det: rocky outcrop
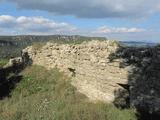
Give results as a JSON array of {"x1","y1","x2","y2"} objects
[{"x1": 23, "y1": 40, "x2": 129, "y2": 103}]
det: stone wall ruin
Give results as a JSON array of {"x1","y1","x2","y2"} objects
[{"x1": 23, "y1": 40, "x2": 129, "y2": 103}]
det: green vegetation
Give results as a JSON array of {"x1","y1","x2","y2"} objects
[
  {"x1": 0, "y1": 59, "x2": 8, "y2": 67},
  {"x1": 32, "y1": 42, "x2": 47, "y2": 50},
  {"x1": 0, "y1": 65, "x2": 136, "y2": 120}
]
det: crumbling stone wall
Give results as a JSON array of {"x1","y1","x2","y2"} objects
[{"x1": 23, "y1": 40, "x2": 129, "y2": 102}]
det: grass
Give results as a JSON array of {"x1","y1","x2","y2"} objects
[
  {"x1": 0, "y1": 58, "x2": 8, "y2": 67},
  {"x1": 0, "y1": 65, "x2": 137, "y2": 120},
  {"x1": 32, "y1": 42, "x2": 46, "y2": 50}
]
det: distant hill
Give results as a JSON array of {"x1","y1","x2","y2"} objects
[
  {"x1": 120, "y1": 41, "x2": 158, "y2": 47},
  {"x1": 0, "y1": 35, "x2": 106, "y2": 58}
]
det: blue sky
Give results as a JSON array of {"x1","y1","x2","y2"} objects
[{"x1": 0, "y1": 0, "x2": 160, "y2": 42}]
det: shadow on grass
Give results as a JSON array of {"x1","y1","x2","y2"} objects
[
  {"x1": 0, "y1": 63, "x2": 25, "y2": 99},
  {"x1": 0, "y1": 75, "x2": 23, "y2": 99},
  {"x1": 108, "y1": 45, "x2": 160, "y2": 120},
  {"x1": 0, "y1": 52, "x2": 32, "y2": 99}
]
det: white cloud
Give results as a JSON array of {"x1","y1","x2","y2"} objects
[
  {"x1": 0, "y1": 15, "x2": 158, "y2": 42},
  {"x1": 0, "y1": 15, "x2": 16, "y2": 28},
  {"x1": 93, "y1": 26, "x2": 145, "y2": 34},
  {"x1": 0, "y1": 15, "x2": 76, "y2": 35},
  {"x1": 6, "y1": 0, "x2": 160, "y2": 18}
]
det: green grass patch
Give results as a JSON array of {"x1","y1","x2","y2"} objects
[
  {"x1": 32, "y1": 42, "x2": 46, "y2": 50},
  {"x1": 0, "y1": 65, "x2": 137, "y2": 120},
  {"x1": 0, "y1": 59, "x2": 8, "y2": 67}
]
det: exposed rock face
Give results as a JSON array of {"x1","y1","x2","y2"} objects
[
  {"x1": 5, "y1": 57, "x2": 23, "y2": 68},
  {"x1": 23, "y1": 40, "x2": 129, "y2": 102}
]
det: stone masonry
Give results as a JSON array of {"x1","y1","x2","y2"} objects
[{"x1": 23, "y1": 40, "x2": 129, "y2": 103}]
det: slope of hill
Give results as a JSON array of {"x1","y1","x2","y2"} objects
[
  {"x1": 1, "y1": 38, "x2": 160, "y2": 119},
  {"x1": 0, "y1": 65, "x2": 136, "y2": 120}
]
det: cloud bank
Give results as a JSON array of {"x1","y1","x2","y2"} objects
[
  {"x1": 7, "y1": 0, "x2": 160, "y2": 18},
  {"x1": 0, "y1": 15, "x2": 146, "y2": 35},
  {"x1": 94, "y1": 26, "x2": 145, "y2": 34},
  {"x1": 0, "y1": 15, "x2": 76, "y2": 35}
]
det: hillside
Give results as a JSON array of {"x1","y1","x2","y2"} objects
[
  {"x1": 0, "y1": 65, "x2": 136, "y2": 120},
  {"x1": 1, "y1": 39, "x2": 160, "y2": 119}
]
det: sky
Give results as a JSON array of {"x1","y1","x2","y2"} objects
[{"x1": 0, "y1": 0, "x2": 160, "y2": 42}]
